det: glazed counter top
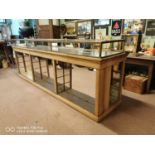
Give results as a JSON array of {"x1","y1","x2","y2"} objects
[{"x1": 13, "y1": 44, "x2": 124, "y2": 59}]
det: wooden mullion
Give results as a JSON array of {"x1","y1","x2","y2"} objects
[
  {"x1": 46, "y1": 59, "x2": 50, "y2": 78},
  {"x1": 69, "y1": 63, "x2": 72, "y2": 89},
  {"x1": 62, "y1": 63, "x2": 65, "y2": 91},
  {"x1": 38, "y1": 57, "x2": 43, "y2": 79},
  {"x1": 52, "y1": 60, "x2": 58, "y2": 94},
  {"x1": 30, "y1": 55, "x2": 35, "y2": 81},
  {"x1": 15, "y1": 52, "x2": 20, "y2": 73}
]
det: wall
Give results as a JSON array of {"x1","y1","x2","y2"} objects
[
  {"x1": 10, "y1": 19, "x2": 36, "y2": 36},
  {"x1": 11, "y1": 19, "x2": 24, "y2": 36},
  {"x1": 60, "y1": 19, "x2": 155, "y2": 48},
  {"x1": 53, "y1": 19, "x2": 59, "y2": 26}
]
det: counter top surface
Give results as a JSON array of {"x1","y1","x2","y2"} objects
[
  {"x1": 13, "y1": 45, "x2": 124, "y2": 59},
  {"x1": 127, "y1": 53, "x2": 155, "y2": 61}
]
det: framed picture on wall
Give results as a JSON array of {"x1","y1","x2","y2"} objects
[
  {"x1": 77, "y1": 20, "x2": 92, "y2": 36},
  {"x1": 94, "y1": 27, "x2": 108, "y2": 39},
  {"x1": 123, "y1": 19, "x2": 146, "y2": 34},
  {"x1": 111, "y1": 19, "x2": 122, "y2": 36},
  {"x1": 146, "y1": 20, "x2": 155, "y2": 36},
  {"x1": 94, "y1": 19, "x2": 111, "y2": 27},
  {"x1": 65, "y1": 22, "x2": 76, "y2": 34},
  {"x1": 65, "y1": 19, "x2": 78, "y2": 22}
]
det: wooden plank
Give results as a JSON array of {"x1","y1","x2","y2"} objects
[
  {"x1": 95, "y1": 69, "x2": 105, "y2": 116},
  {"x1": 38, "y1": 57, "x2": 43, "y2": 79},
  {"x1": 95, "y1": 66, "x2": 112, "y2": 116},
  {"x1": 102, "y1": 66, "x2": 112, "y2": 110},
  {"x1": 147, "y1": 63, "x2": 154, "y2": 92},
  {"x1": 14, "y1": 52, "x2": 20, "y2": 73},
  {"x1": 69, "y1": 64, "x2": 72, "y2": 89},
  {"x1": 46, "y1": 59, "x2": 50, "y2": 78},
  {"x1": 22, "y1": 54, "x2": 27, "y2": 72},
  {"x1": 119, "y1": 61, "x2": 125, "y2": 98},
  {"x1": 52, "y1": 60, "x2": 58, "y2": 94},
  {"x1": 30, "y1": 55, "x2": 35, "y2": 81},
  {"x1": 62, "y1": 63, "x2": 65, "y2": 91}
]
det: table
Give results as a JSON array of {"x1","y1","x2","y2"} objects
[{"x1": 126, "y1": 53, "x2": 155, "y2": 93}]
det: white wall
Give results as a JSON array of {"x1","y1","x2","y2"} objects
[
  {"x1": 11, "y1": 19, "x2": 24, "y2": 35},
  {"x1": 60, "y1": 19, "x2": 155, "y2": 48}
]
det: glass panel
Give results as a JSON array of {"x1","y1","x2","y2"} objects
[
  {"x1": 14, "y1": 44, "x2": 123, "y2": 58},
  {"x1": 110, "y1": 62, "x2": 123, "y2": 105},
  {"x1": 16, "y1": 53, "x2": 34, "y2": 81},
  {"x1": 57, "y1": 62, "x2": 96, "y2": 114},
  {"x1": 11, "y1": 39, "x2": 124, "y2": 58}
]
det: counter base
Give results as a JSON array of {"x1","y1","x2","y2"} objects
[{"x1": 17, "y1": 72, "x2": 121, "y2": 122}]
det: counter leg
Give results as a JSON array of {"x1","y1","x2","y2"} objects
[
  {"x1": 95, "y1": 66, "x2": 112, "y2": 117},
  {"x1": 118, "y1": 61, "x2": 125, "y2": 99},
  {"x1": 147, "y1": 63, "x2": 154, "y2": 93}
]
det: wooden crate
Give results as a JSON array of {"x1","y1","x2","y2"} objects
[{"x1": 124, "y1": 75, "x2": 148, "y2": 94}]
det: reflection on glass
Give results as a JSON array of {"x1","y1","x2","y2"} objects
[
  {"x1": 110, "y1": 62, "x2": 123, "y2": 105},
  {"x1": 14, "y1": 43, "x2": 123, "y2": 58}
]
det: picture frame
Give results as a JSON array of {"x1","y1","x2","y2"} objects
[
  {"x1": 111, "y1": 19, "x2": 122, "y2": 36},
  {"x1": 65, "y1": 19, "x2": 78, "y2": 22},
  {"x1": 145, "y1": 19, "x2": 155, "y2": 36},
  {"x1": 76, "y1": 20, "x2": 93, "y2": 36},
  {"x1": 123, "y1": 19, "x2": 146, "y2": 34},
  {"x1": 65, "y1": 22, "x2": 76, "y2": 35},
  {"x1": 94, "y1": 27, "x2": 109, "y2": 39},
  {"x1": 94, "y1": 19, "x2": 111, "y2": 27}
]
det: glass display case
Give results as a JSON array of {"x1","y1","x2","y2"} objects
[
  {"x1": 9, "y1": 38, "x2": 128, "y2": 122},
  {"x1": 10, "y1": 38, "x2": 124, "y2": 57}
]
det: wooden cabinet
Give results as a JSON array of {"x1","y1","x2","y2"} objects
[
  {"x1": 36, "y1": 19, "x2": 53, "y2": 38},
  {"x1": 36, "y1": 19, "x2": 60, "y2": 39}
]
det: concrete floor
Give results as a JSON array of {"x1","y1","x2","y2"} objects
[{"x1": 0, "y1": 67, "x2": 155, "y2": 135}]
